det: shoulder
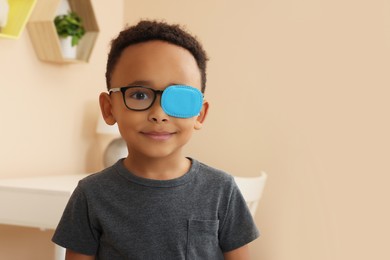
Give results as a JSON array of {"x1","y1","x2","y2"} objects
[
  {"x1": 76, "y1": 163, "x2": 119, "y2": 191},
  {"x1": 197, "y1": 160, "x2": 233, "y2": 180},
  {"x1": 192, "y1": 158, "x2": 237, "y2": 192}
]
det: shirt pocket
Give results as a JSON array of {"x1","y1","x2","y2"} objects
[{"x1": 186, "y1": 219, "x2": 223, "y2": 260}]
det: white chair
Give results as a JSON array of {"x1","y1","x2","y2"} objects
[{"x1": 234, "y1": 172, "x2": 267, "y2": 217}]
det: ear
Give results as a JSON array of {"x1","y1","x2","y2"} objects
[
  {"x1": 99, "y1": 92, "x2": 117, "y2": 125},
  {"x1": 194, "y1": 100, "x2": 209, "y2": 130}
]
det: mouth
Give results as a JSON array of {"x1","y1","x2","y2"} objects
[{"x1": 140, "y1": 131, "x2": 175, "y2": 141}]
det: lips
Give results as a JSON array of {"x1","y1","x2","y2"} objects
[{"x1": 141, "y1": 131, "x2": 175, "y2": 141}]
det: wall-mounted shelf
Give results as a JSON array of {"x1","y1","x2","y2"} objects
[
  {"x1": 0, "y1": 0, "x2": 37, "y2": 39},
  {"x1": 27, "y1": 0, "x2": 99, "y2": 63}
]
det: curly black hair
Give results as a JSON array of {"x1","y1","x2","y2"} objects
[{"x1": 105, "y1": 20, "x2": 209, "y2": 93}]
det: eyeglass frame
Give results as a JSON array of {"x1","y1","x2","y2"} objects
[{"x1": 109, "y1": 85, "x2": 204, "y2": 112}]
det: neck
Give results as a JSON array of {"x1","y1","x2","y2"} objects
[{"x1": 123, "y1": 153, "x2": 191, "y2": 180}]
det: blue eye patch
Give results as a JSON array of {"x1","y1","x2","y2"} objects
[{"x1": 161, "y1": 85, "x2": 203, "y2": 118}]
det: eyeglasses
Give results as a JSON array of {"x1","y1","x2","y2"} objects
[{"x1": 109, "y1": 85, "x2": 204, "y2": 118}]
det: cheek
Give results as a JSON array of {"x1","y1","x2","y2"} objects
[
  {"x1": 176, "y1": 118, "x2": 198, "y2": 133},
  {"x1": 114, "y1": 111, "x2": 144, "y2": 134}
]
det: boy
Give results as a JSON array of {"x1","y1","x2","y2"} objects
[{"x1": 53, "y1": 20, "x2": 259, "y2": 260}]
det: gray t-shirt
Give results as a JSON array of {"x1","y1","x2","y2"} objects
[{"x1": 52, "y1": 158, "x2": 259, "y2": 259}]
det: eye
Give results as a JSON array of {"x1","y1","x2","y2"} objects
[
  {"x1": 126, "y1": 88, "x2": 152, "y2": 101},
  {"x1": 131, "y1": 91, "x2": 149, "y2": 100}
]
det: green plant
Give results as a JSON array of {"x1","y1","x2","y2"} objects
[{"x1": 54, "y1": 11, "x2": 86, "y2": 46}]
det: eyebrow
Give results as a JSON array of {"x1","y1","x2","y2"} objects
[
  {"x1": 125, "y1": 81, "x2": 182, "y2": 87},
  {"x1": 126, "y1": 80, "x2": 154, "y2": 86}
]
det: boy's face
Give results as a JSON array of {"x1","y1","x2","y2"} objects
[{"x1": 100, "y1": 40, "x2": 208, "y2": 159}]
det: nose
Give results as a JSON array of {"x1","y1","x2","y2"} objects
[{"x1": 148, "y1": 95, "x2": 169, "y2": 123}]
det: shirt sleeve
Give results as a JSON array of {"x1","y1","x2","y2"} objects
[
  {"x1": 218, "y1": 178, "x2": 260, "y2": 252},
  {"x1": 52, "y1": 184, "x2": 100, "y2": 255}
]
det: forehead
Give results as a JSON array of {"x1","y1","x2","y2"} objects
[{"x1": 111, "y1": 40, "x2": 201, "y2": 89}]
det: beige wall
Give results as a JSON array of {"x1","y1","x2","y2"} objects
[
  {"x1": 0, "y1": 1, "x2": 124, "y2": 259},
  {"x1": 124, "y1": 0, "x2": 390, "y2": 260},
  {"x1": 1, "y1": 0, "x2": 390, "y2": 259}
]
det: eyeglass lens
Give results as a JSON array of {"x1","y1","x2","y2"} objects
[{"x1": 123, "y1": 87, "x2": 157, "y2": 110}]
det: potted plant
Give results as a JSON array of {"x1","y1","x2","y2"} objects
[{"x1": 54, "y1": 11, "x2": 86, "y2": 59}]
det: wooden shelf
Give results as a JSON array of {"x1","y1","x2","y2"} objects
[
  {"x1": 27, "y1": 0, "x2": 99, "y2": 63},
  {"x1": 0, "y1": 0, "x2": 37, "y2": 39}
]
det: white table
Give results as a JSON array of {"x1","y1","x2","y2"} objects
[{"x1": 0, "y1": 174, "x2": 89, "y2": 260}]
